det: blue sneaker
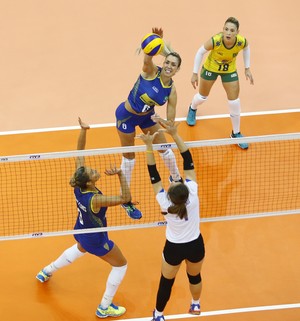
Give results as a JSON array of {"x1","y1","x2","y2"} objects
[
  {"x1": 121, "y1": 202, "x2": 142, "y2": 220},
  {"x1": 189, "y1": 303, "x2": 201, "y2": 315},
  {"x1": 36, "y1": 269, "x2": 52, "y2": 283},
  {"x1": 186, "y1": 105, "x2": 197, "y2": 126},
  {"x1": 96, "y1": 303, "x2": 126, "y2": 318},
  {"x1": 152, "y1": 310, "x2": 165, "y2": 321},
  {"x1": 230, "y1": 131, "x2": 249, "y2": 150}
]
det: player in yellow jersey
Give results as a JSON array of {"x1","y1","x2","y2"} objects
[{"x1": 186, "y1": 17, "x2": 254, "y2": 149}]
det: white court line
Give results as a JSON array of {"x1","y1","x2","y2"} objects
[
  {"x1": 0, "y1": 108, "x2": 299, "y2": 136},
  {"x1": 117, "y1": 303, "x2": 300, "y2": 320}
]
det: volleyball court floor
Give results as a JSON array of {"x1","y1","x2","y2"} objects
[{"x1": 0, "y1": 111, "x2": 299, "y2": 321}]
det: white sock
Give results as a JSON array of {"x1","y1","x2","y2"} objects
[
  {"x1": 100, "y1": 264, "x2": 128, "y2": 309},
  {"x1": 191, "y1": 93, "x2": 207, "y2": 110},
  {"x1": 192, "y1": 299, "x2": 200, "y2": 305},
  {"x1": 121, "y1": 156, "x2": 135, "y2": 186},
  {"x1": 159, "y1": 149, "x2": 181, "y2": 181},
  {"x1": 43, "y1": 244, "x2": 85, "y2": 274},
  {"x1": 155, "y1": 309, "x2": 164, "y2": 316},
  {"x1": 228, "y1": 98, "x2": 241, "y2": 134}
]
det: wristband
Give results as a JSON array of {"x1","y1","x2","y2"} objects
[
  {"x1": 181, "y1": 150, "x2": 194, "y2": 170},
  {"x1": 147, "y1": 164, "x2": 161, "y2": 184}
]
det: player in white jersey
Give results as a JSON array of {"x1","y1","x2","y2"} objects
[{"x1": 136, "y1": 118, "x2": 205, "y2": 320}]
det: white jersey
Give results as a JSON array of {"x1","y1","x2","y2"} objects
[{"x1": 156, "y1": 179, "x2": 200, "y2": 243}]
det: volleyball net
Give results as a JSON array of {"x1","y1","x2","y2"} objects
[{"x1": 0, "y1": 133, "x2": 299, "y2": 241}]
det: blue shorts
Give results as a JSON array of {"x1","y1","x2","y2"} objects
[
  {"x1": 115, "y1": 102, "x2": 156, "y2": 134},
  {"x1": 74, "y1": 231, "x2": 114, "y2": 256}
]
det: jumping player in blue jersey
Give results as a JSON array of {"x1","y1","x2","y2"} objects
[
  {"x1": 36, "y1": 117, "x2": 130, "y2": 318},
  {"x1": 116, "y1": 27, "x2": 183, "y2": 220}
]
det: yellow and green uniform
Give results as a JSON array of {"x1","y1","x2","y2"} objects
[{"x1": 204, "y1": 33, "x2": 247, "y2": 73}]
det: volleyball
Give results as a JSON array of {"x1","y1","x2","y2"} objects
[{"x1": 141, "y1": 33, "x2": 164, "y2": 56}]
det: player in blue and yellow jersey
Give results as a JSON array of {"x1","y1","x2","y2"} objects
[
  {"x1": 116, "y1": 27, "x2": 183, "y2": 218},
  {"x1": 36, "y1": 117, "x2": 131, "y2": 318},
  {"x1": 186, "y1": 17, "x2": 254, "y2": 149}
]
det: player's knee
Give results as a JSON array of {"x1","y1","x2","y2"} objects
[
  {"x1": 159, "y1": 148, "x2": 175, "y2": 160},
  {"x1": 109, "y1": 264, "x2": 128, "y2": 286},
  {"x1": 228, "y1": 98, "x2": 241, "y2": 116},
  {"x1": 65, "y1": 244, "x2": 85, "y2": 263},
  {"x1": 158, "y1": 274, "x2": 175, "y2": 299},
  {"x1": 192, "y1": 93, "x2": 207, "y2": 107},
  {"x1": 187, "y1": 272, "x2": 201, "y2": 285}
]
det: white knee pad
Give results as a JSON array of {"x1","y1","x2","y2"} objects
[
  {"x1": 191, "y1": 93, "x2": 207, "y2": 109},
  {"x1": 108, "y1": 264, "x2": 128, "y2": 287},
  {"x1": 228, "y1": 98, "x2": 241, "y2": 116},
  {"x1": 228, "y1": 98, "x2": 241, "y2": 133},
  {"x1": 159, "y1": 149, "x2": 173, "y2": 160},
  {"x1": 121, "y1": 157, "x2": 135, "y2": 186},
  {"x1": 159, "y1": 149, "x2": 181, "y2": 181},
  {"x1": 50, "y1": 243, "x2": 85, "y2": 271},
  {"x1": 64, "y1": 244, "x2": 85, "y2": 263}
]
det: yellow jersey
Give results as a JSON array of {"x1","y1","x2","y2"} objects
[{"x1": 204, "y1": 33, "x2": 247, "y2": 73}]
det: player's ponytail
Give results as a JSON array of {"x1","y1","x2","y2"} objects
[
  {"x1": 167, "y1": 183, "x2": 189, "y2": 220},
  {"x1": 69, "y1": 166, "x2": 90, "y2": 188}
]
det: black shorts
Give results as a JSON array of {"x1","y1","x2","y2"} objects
[{"x1": 163, "y1": 234, "x2": 205, "y2": 266}]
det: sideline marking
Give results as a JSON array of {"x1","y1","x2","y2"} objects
[
  {"x1": 1, "y1": 109, "x2": 299, "y2": 136},
  {"x1": 117, "y1": 303, "x2": 300, "y2": 320}
]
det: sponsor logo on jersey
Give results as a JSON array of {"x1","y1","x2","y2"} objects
[{"x1": 152, "y1": 86, "x2": 159, "y2": 93}]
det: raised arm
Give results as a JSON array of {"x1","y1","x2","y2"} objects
[
  {"x1": 75, "y1": 117, "x2": 90, "y2": 169},
  {"x1": 159, "y1": 120, "x2": 197, "y2": 182},
  {"x1": 166, "y1": 85, "x2": 177, "y2": 122},
  {"x1": 135, "y1": 131, "x2": 163, "y2": 195},
  {"x1": 142, "y1": 52, "x2": 157, "y2": 76},
  {"x1": 142, "y1": 27, "x2": 174, "y2": 77},
  {"x1": 141, "y1": 27, "x2": 163, "y2": 76},
  {"x1": 91, "y1": 166, "x2": 132, "y2": 211}
]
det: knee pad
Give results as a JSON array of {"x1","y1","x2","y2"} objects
[
  {"x1": 192, "y1": 93, "x2": 207, "y2": 108},
  {"x1": 121, "y1": 156, "x2": 135, "y2": 171},
  {"x1": 156, "y1": 275, "x2": 175, "y2": 312},
  {"x1": 108, "y1": 264, "x2": 128, "y2": 286},
  {"x1": 187, "y1": 272, "x2": 201, "y2": 285},
  {"x1": 65, "y1": 244, "x2": 85, "y2": 263},
  {"x1": 159, "y1": 149, "x2": 173, "y2": 160},
  {"x1": 121, "y1": 157, "x2": 135, "y2": 185},
  {"x1": 159, "y1": 149, "x2": 181, "y2": 181},
  {"x1": 228, "y1": 98, "x2": 241, "y2": 117}
]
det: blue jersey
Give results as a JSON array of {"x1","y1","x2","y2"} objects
[
  {"x1": 73, "y1": 187, "x2": 112, "y2": 255},
  {"x1": 127, "y1": 67, "x2": 173, "y2": 113},
  {"x1": 73, "y1": 187, "x2": 107, "y2": 229}
]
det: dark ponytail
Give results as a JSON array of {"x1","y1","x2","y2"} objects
[
  {"x1": 167, "y1": 183, "x2": 189, "y2": 219},
  {"x1": 69, "y1": 166, "x2": 90, "y2": 188}
]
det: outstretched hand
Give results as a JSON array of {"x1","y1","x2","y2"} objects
[
  {"x1": 104, "y1": 165, "x2": 121, "y2": 176},
  {"x1": 157, "y1": 120, "x2": 180, "y2": 137},
  {"x1": 152, "y1": 27, "x2": 163, "y2": 38},
  {"x1": 78, "y1": 117, "x2": 90, "y2": 130},
  {"x1": 151, "y1": 113, "x2": 164, "y2": 124},
  {"x1": 135, "y1": 131, "x2": 159, "y2": 146},
  {"x1": 150, "y1": 114, "x2": 180, "y2": 136}
]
